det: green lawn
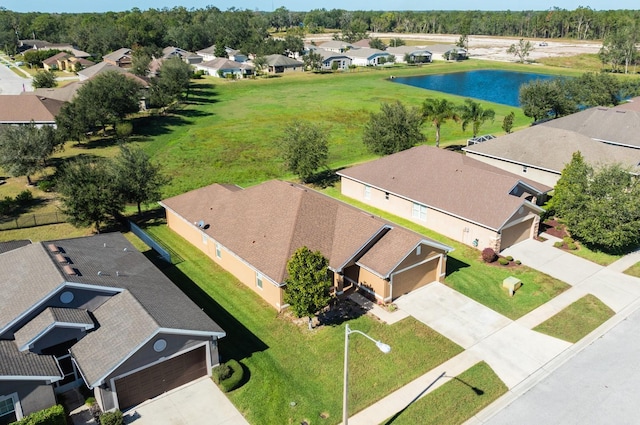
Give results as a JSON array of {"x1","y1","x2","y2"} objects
[
  {"x1": 566, "y1": 243, "x2": 622, "y2": 266},
  {"x1": 140, "y1": 223, "x2": 464, "y2": 425},
  {"x1": 533, "y1": 294, "x2": 615, "y2": 343},
  {"x1": 322, "y1": 185, "x2": 569, "y2": 320},
  {"x1": 624, "y1": 262, "x2": 640, "y2": 278},
  {"x1": 381, "y1": 361, "x2": 507, "y2": 425}
]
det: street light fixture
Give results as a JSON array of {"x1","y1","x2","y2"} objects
[{"x1": 343, "y1": 324, "x2": 391, "y2": 425}]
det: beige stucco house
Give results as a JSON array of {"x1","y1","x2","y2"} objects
[
  {"x1": 338, "y1": 145, "x2": 551, "y2": 252},
  {"x1": 160, "y1": 180, "x2": 453, "y2": 308}
]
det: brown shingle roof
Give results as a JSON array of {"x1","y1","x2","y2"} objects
[
  {"x1": 161, "y1": 180, "x2": 450, "y2": 283},
  {"x1": 0, "y1": 340, "x2": 61, "y2": 379},
  {"x1": 42, "y1": 51, "x2": 70, "y2": 66},
  {"x1": 0, "y1": 96, "x2": 64, "y2": 124},
  {"x1": 339, "y1": 146, "x2": 549, "y2": 231}
]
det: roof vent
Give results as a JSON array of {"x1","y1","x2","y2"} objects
[
  {"x1": 62, "y1": 265, "x2": 76, "y2": 275},
  {"x1": 55, "y1": 253, "x2": 67, "y2": 263},
  {"x1": 47, "y1": 243, "x2": 59, "y2": 253},
  {"x1": 196, "y1": 220, "x2": 206, "y2": 228}
]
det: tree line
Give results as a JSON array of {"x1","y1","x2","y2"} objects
[{"x1": 1, "y1": 7, "x2": 639, "y2": 57}]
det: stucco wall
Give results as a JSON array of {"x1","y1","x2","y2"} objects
[
  {"x1": 341, "y1": 178, "x2": 500, "y2": 250},
  {"x1": 464, "y1": 152, "x2": 561, "y2": 187},
  {"x1": 0, "y1": 381, "x2": 56, "y2": 418},
  {"x1": 165, "y1": 210, "x2": 284, "y2": 309}
]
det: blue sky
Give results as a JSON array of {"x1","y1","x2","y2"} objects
[{"x1": 2, "y1": 0, "x2": 637, "y2": 13}]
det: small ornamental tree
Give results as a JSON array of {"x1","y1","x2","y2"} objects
[
  {"x1": 284, "y1": 246, "x2": 332, "y2": 329},
  {"x1": 482, "y1": 248, "x2": 497, "y2": 263},
  {"x1": 502, "y1": 111, "x2": 515, "y2": 134},
  {"x1": 32, "y1": 69, "x2": 57, "y2": 88}
]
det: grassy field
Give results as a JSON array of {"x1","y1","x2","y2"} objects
[
  {"x1": 381, "y1": 362, "x2": 507, "y2": 425},
  {"x1": 533, "y1": 294, "x2": 615, "y2": 343},
  {"x1": 322, "y1": 186, "x2": 569, "y2": 320},
  {"x1": 140, "y1": 224, "x2": 464, "y2": 425},
  {"x1": 624, "y1": 262, "x2": 640, "y2": 278}
]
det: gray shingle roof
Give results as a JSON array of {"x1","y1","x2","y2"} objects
[
  {"x1": 161, "y1": 180, "x2": 451, "y2": 284},
  {"x1": 0, "y1": 240, "x2": 31, "y2": 254},
  {"x1": 70, "y1": 290, "x2": 159, "y2": 386},
  {"x1": 0, "y1": 340, "x2": 61, "y2": 379},
  {"x1": 14, "y1": 308, "x2": 94, "y2": 351},
  {"x1": 463, "y1": 125, "x2": 640, "y2": 175},
  {"x1": 339, "y1": 146, "x2": 550, "y2": 231},
  {"x1": 265, "y1": 54, "x2": 303, "y2": 67},
  {"x1": 0, "y1": 95, "x2": 64, "y2": 124}
]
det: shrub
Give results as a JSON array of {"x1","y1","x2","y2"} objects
[
  {"x1": 12, "y1": 404, "x2": 65, "y2": 425},
  {"x1": 553, "y1": 241, "x2": 564, "y2": 248},
  {"x1": 85, "y1": 397, "x2": 96, "y2": 406},
  {"x1": 38, "y1": 180, "x2": 55, "y2": 192},
  {"x1": 505, "y1": 255, "x2": 513, "y2": 261},
  {"x1": 567, "y1": 242, "x2": 578, "y2": 250},
  {"x1": 99, "y1": 410, "x2": 123, "y2": 425},
  {"x1": 212, "y1": 362, "x2": 232, "y2": 383},
  {"x1": 216, "y1": 359, "x2": 244, "y2": 392},
  {"x1": 563, "y1": 236, "x2": 574, "y2": 244},
  {"x1": 15, "y1": 190, "x2": 33, "y2": 205},
  {"x1": 515, "y1": 260, "x2": 522, "y2": 265},
  {"x1": 482, "y1": 247, "x2": 497, "y2": 263},
  {"x1": 498, "y1": 257, "x2": 509, "y2": 265},
  {"x1": 0, "y1": 197, "x2": 12, "y2": 215}
]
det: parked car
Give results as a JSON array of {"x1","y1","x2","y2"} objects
[{"x1": 538, "y1": 42, "x2": 548, "y2": 47}]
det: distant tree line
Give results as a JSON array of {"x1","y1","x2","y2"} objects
[{"x1": 1, "y1": 7, "x2": 639, "y2": 57}]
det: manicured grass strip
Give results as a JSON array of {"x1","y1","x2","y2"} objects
[
  {"x1": 141, "y1": 224, "x2": 463, "y2": 425},
  {"x1": 565, "y1": 244, "x2": 621, "y2": 266},
  {"x1": 322, "y1": 185, "x2": 569, "y2": 320},
  {"x1": 533, "y1": 294, "x2": 615, "y2": 343},
  {"x1": 381, "y1": 361, "x2": 507, "y2": 425},
  {"x1": 623, "y1": 262, "x2": 640, "y2": 278}
]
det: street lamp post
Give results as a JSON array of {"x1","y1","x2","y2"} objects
[{"x1": 343, "y1": 324, "x2": 391, "y2": 425}]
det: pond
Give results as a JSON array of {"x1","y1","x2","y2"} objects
[{"x1": 391, "y1": 70, "x2": 557, "y2": 107}]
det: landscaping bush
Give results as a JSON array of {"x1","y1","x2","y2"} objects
[
  {"x1": 553, "y1": 241, "x2": 564, "y2": 248},
  {"x1": 212, "y1": 362, "x2": 232, "y2": 383},
  {"x1": 85, "y1": 397, "x2": 96, "y2": 406},
  {"x1": 482, "y1": 248, "x2": 497, "y2": 263},
  {"x1": 498, "y1": 257, "x2": 509, "y2": 265},
  {"x1": 567, "y1": 242, "x2": 578, "y2": 250},
  {"x1": 505, "y1": 255, "x2": 513, "y2": 261},
  {"x1": 99, "y1": 410, "x2": 123, "y2": 425},
  {"x1": 215, "y1": 359, "x2": 244, "y2": 392},
  {"x1": 515, "y1": 260, "x2": 521, "y2": 265},
  {"x1": 37, "y1": 180, "x2": 55, "y2": 192},
  {"x1": 12, "y1": 404, "x2": 65, "y2": 425}
]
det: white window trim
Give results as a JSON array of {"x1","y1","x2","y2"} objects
[
  {"x1": 215, "y1": 243, "x2": 221, "y2": 259},
  {"x1": 0, "y1": 393, "x2": 22, "y2": 422},
  {"x1": 412, "y1": 202, "x2": 427, "y2": 222}
]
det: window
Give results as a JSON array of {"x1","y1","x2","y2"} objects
[
  {"x1": 153, "y1": 339, "x2": 167, "y2": 352},
  {"x1": 59, "y1": 291, "x2": 74, "y2": 304},
  {"x1": 412, "y1": 202, "x2": 427, "y2": 221},
  {"x1": 0, "y1": 394, "x2": 18, "y2": 424},
  {"x1": 364, "y1": 185, "x2": 371, "y2": 200},
  {"x1": 416, "y1": 245, "x2": 421, "y2": 256},
  {"x1": 256, "y1": 273, "x2": 263, "y2": 289},
  {"x1": 215, "y1": 243, "x2": 221, "y2": 259}
]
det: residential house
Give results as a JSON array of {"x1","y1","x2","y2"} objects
[
  {"x1": 25, "y1": 80, "x2": 88, "y2": 103},
  {"x1": 0, "y1": 233, "x2": 225, "y2": 420},
  {"x1": 102, "y1": 48, "x2": 133, "y2": 68},
  {"x1": 195, "y1": 58, "x2": 254, "y2": 78},
  {"x1": 264, "y1": 54, "x2": 303, "y2": 73},
  {"x1": 428, "y1": 44, "x2": 468, "y2": 60},
  {"x1": 318, "y1": 40, "x2": 354, "y2": 53},
  {"x1": 346, "y1": 48, "x2": 392, "y2": 66},
  {"x1": 338, "y1": 146, "x2": 551, "y2": 252},
  {"x1": 161, "y1": 46, "x2": 203, "y2": 65},
  {"x1": 463, "y1": 106, "x2": 640, "y2": 186},
  {"x1": 77, "y1": 62, "x2": 149, "y2": 87},
  {"x1": 18, "y1": 40, "x2": 91, "y2": 58},
  {"x1": 387, "y1": 46, "x2": 432, "y2": 64},
  {"x1": 0, "y1": 96, "x2": 64, "y2": 126},
  {"x1": 315, "y1": 48, "x2": 352, "y2": 70},
  {"x1": 195, "y1": 46, "x2": 247, "y2": 63},
  {"x1": 160, "y1": 180, "x2": 453, "y2": 308},
  {"x1": 42, "y1": 52, "x2": 94, "y2": 72}
]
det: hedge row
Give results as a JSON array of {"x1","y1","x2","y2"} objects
[{"x1": 12, "y1": 404, "x2": 65, "y2": 425}]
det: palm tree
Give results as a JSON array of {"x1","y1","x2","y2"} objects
[
  {"x1": 421, "y1": 98, "x2": 460, "y2": 148},
  {"x1": 253, "y1": 55, "x2": 267, "y2": 77},
  {"x1": 458, "y1": 99, "x2": 496, "y2": 138}
]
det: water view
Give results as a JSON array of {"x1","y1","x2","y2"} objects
[{"x1": 392, "y1": 70, "x2": 557, "y2": 107}]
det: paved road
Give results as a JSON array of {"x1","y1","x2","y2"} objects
[{"x1": 0, "y1": 56, "x2": 32, "y2": 94}]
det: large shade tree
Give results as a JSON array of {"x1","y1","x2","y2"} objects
[
  {"x1": 421, "y1": 98, "x2": 459, "y2": 148},
  {"x1": 363, "y1": 101, "x2": 424, "y2": 155},
  {"x1": 280, "y1": 120, "x2": 329, "y2": 183}
]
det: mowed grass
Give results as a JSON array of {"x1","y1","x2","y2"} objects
[
  {"x1": 141, "y1": 224, "x2": 464, "y2": 425},
  {"x1": 566, "y1": 243, "x2": 622, "y2": 266},
  {"x1": 322, "y1": 185, "x2": 569, "y2": 320},
  {"x1": 624, "y1": 262, "x2": 640, "y2": 278},
  {"x1": 533, "y1": 294, "x2": 615, "y2": 343},
  {"x1": 381, "y1": 361, "x2": 507, "y2": 425}
]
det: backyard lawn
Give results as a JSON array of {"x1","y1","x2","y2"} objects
[{"x1": 140, "y1": 223, "x2": 466, "y2": 425}]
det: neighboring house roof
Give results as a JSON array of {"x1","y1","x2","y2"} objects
[
  {"x1": 0, "y1": 240, "x2": 31, "y2": 254},
  {"x1": 463, "y1": 125, "x2": 640, "y2": 175},
  {"x1": 19, "y1": 40, "x2": 90, "y2": 58},
  {"x1": 338, "y1": 146, "x2": 550, "y2": 231},
  {"x1": 315, "y1": 48, "x2": 351, "y2": 61},
  {"x1": 319, "y1": 40, "x2": 354, "y2": 51},
  {"x1": 196, "y1": 45, "x2": 217, "y2": 56},
  {"x1": 42, "y1": 51, "x2": 70, "y2": 66},
  {"x1": 161, "y1": 180, "x2": 451, "y2": 284},
  {"x1": 78, "y1": 63, "x2": 149, "y2": 87},
  {"x1": 614, "y1": 96, "x2": 640, "y2": 112},
  {"x1": 0, "y1": 340, "x2": 61, "y2": 380},
  {"x1": 347, "y1": 47, "x2": 390, "y2": 60},
  {"x1": 103, "y1": 47, "x2": 133, "y2": 63},
  {"x1": 162, "y1": 46, "x2": 199, "y2": 60},
  {"x1": 387, "y1": 46, "x2": 432, "y2": 56},
  {"x1": 198, "y1": 58, "x2": 246, "y2": 72},
  {"x1": 428, "y1": 44, "x2": 465, "y2": 55},
  {"x1": 352, "y1": 39, "x2": 373, "y2": 48},
  {"x1": 540, "y1": 106, "x2": 640, "y2": 149},
  {"x1": 0, "y1": 96, "x2": 64, "y2": 124},
  {"x1": 265, "y1": 54, "x2": 303, "y2": 67},
  {"x1": 27, "y1": 80, "x2": 89, "y2": 103}
]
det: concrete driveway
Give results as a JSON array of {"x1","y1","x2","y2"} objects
[
  {"x1": 123, "y1": 377, "x2": 248, "y2": 425},
  {"x1": 0, "y1": 56, "x2": 32, "y2": 94}
]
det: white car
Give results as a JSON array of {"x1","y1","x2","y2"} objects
[{"x1": 538, "y1": 42, "x2": 548, "y2": 47}]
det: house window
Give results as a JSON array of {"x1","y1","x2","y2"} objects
[
  {"x1": 0, "y1": 394, "x2": 19, "y2": 423},
  {"x1": 216, "y1": 243, "x2": 222, "y2": 259},
  {"x1": 153, "y1": 339, "x2": 167, "y2": 353},
  {"x1": 364, "y1": 185, "x2": 371, "y2": 200},
  {"x1": 412, "y1": 202, "x2": 427, "y2": 221},
  {"x1": 416, "y1": 245, "x2": 421, "y2": 256},
  {"x1": 256, "y1": 273, "x2": 263, "y2": 289}
]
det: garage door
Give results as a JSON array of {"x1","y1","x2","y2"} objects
[
  {"x1": 392, "y1": 257, "x2": 439, "y2": 299},
  {"x1": 500, "y1": 218, "x2": 534, "y2": 250},
  {"x1": 114, "y1": 346, "x2": 207, "y2": 410}
]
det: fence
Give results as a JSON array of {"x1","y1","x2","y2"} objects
[
  {"x1": 129, "y1": 221, "x2": 175, "y2": 264},
  {"x1": 0, "y1": 212, "x2": 68, "y2": 230}
]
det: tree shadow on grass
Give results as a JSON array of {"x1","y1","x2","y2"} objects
[
  {"x1": 307, "y1": 168, "x2": 342, "y2": 189},
  {"x1": 185, "y1": 83, "x2": 219, "y2": 105}
]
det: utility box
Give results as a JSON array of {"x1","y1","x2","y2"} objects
[{"x1": 503, "y1": 276, "x2": 522, "y2": 297}]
